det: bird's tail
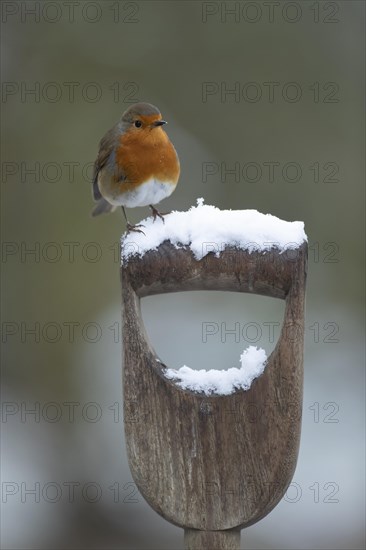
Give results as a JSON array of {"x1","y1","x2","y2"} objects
[{"x1": 91, "y1": 198, "x2": 117, "y2": 217}]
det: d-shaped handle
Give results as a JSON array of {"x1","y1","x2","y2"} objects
[{"x1": 121, "y1": 242, "x2": 307, "y2": 540}]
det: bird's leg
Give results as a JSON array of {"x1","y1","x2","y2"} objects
[
  {"x1": 121, "y1": 206, "x2": 145, "y2": 235},
  {"x1": 149, "y1": 205, "x2": 169, "y2": 223}
]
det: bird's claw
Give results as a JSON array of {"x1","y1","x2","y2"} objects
[
  {"x1": 126, "y1": 222, "x2": 146, "y2": 235},
  {"x1": 150, "y1": 205, "x2": 170, "y2": 223}
]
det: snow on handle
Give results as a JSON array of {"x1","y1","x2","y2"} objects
[
  {"x1": 121, "y1": 198, "x2": 307, "y2": 263},
  {"x1": 165, "y1": 345, "x2": 268, "y2": 396}
]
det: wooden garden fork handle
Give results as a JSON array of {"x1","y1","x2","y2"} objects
[{"x1": 121, "y1": 242, "x2": 307, "y2": 549}]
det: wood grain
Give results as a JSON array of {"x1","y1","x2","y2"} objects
[{"x1": 121, "y1": 241, "x2": 307, "y2": 548}]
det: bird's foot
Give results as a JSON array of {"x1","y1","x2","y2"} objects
[
  {"x1": 149, "y1": 205, "x2": 170, "y2": 223},
  {"x1": 126, "y1": 222, "x2": 145, "y2": 235}
]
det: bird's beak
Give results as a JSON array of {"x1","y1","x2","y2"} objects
[{"x1": 152, "y1": 120, "x2": 167, "y2": 127}]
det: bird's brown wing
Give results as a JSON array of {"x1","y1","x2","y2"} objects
[{"x1": 92, "y1": 125, "x2": 125, "y2": 201}]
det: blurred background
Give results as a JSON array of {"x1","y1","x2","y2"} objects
[{"x1": 1, "y1": 1, "x2": 365, "y2": 548}]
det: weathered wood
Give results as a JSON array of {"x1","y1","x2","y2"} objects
[
  {"x1": 121, "y1": 241, "x2": 307, "y2": 548},
  {"x1": 184, "y1": 528, "x2": 241, "y2": 549}
]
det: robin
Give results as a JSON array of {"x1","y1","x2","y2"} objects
[{"x1": 91, "y1": 102, "x2": 180, "y2": 232}]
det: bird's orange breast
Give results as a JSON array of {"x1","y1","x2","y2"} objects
[{"x1": 115, "y1": 128, "x2": 180, "y2": 191}]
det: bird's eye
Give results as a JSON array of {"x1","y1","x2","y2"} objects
[{"x1": 134, "y1": 120, "x2": 142, "y2": 128}]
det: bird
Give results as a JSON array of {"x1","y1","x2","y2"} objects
[{"x1": 91, "y1": 102, "x2": 180, "y2": 232}]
